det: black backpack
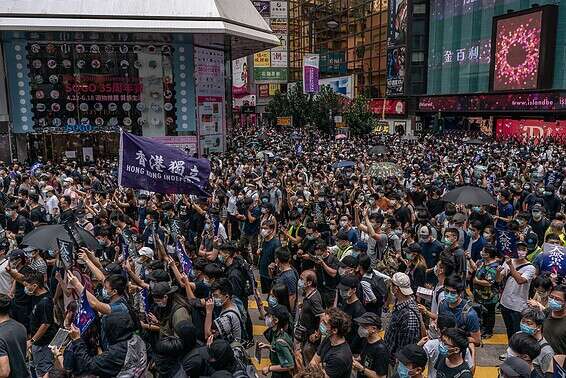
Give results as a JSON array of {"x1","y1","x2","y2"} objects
[
  {"x1": 236, "y1": 257, "x2": 256, "y2": 297},
  {"x1": 361, "y1": 272, "x2": 388, "y2": 308}
]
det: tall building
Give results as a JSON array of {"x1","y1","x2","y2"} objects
[
  {"x1": 289, "y1": 0, "x2": 389, "y2": 97},
  {"x1": 417, "y1": 0, "x2": 566, "y2": 139}
]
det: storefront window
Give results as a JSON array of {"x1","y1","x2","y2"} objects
[{"x1": 26, "y1": 34, "x2": 177, "y2": 134}]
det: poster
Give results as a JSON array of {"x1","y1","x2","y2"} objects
[
  {"x1": 199, "y1": 134, "x2": 224, "y2": 155},
  {"x1": 252, "y1": 1, "x2": 271, "y2": 17},
  {"x1": 388, "y1": 0, "x2": 408, "y2": 46},
  {"x1": 197, "y1": 96, "x2": 223, "y2": 136},
  {"x1": 270, "y1": 1, "x2": 288, "y2": 18},
  {"x1": 269, "y1": 83, "x2": 281, "y2": 96},
  {"x1": 232, "y1": 57, "x2": 249, "y2": 96},
  {"x1": 495, "y1": 119, "x2": 566, "y2": 141},
  {"x1": 82, "y1": 147, "x2": 94, "y2": 162},
  {"x1": 194, "y1": 47, "x2": 225, "y2": 153},
  {"x1": 258, "y1": 84, "x2": 270, "y2": 97},
  {"x1": 149, "y1": 136, "x2": 198, "y2": 156},
  {"x1": 271, "y1": 51, "x2": 288, "y2": 67},
  {"x1": 387, "y1": 47, "x2": 406, "y2": 96},
  {"x1": 254, "y1": 51, "x2": 271, "y2": 67},
  {"x1": 303, "y1": 54, "x2": 320, "y2": 93},
  {"x1": 319, "y1": 76, "x2": 354, "y2": 98}
]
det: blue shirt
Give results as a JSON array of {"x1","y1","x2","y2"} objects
[
  {"x1": 470, "y1": 236, "x2": 486, "y2": 262},
  {"x1": 259, "y1": 237, "x2": 281, "y2": 278},
  {"x1": 496, "y1": 202, "x2": 514, "y2": 230},
  {"x1": 438, "y1": 299, "x2": 480, "y2": 334},
  {"x1": 419, "y1": 240, "x2": 444, "y2": 268},
  {"x1": 243, "y1": 206, "x2": 261, "y2": 236}
]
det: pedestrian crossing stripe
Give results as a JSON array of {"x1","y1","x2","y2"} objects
[{"x1": 251, "y1": 359, "x2": 500, "y2": 377}]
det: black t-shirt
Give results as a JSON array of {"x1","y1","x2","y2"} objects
[
  {"x1": 435, "y1": 357, "x2": 472, "y2": 378},
  {"x1": 0, "y1": 319, "x2": 30, "y2": 378},
  {"x1": 29, "y1": 293, "x2": 58, "y2": 346},
  {"x1": 341, "y1": 299, "x2": 366, "y2": 353},
  {"x1": 357, "y1": 339, "x2": 389, "y2": 378},
  {"x1": 317, "y1": 338, "x2": 353, "y2": 378},
  {"x1": 316, "y1": 254, "x2": 340, "y2": 290},
  {"x1": 29, "y1": 205, "x2": 47, "y2": 224},
  {"x1": 299, "y1": 290, "x2": 324, "y2": 334}
]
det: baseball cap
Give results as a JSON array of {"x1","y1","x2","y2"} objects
[
  {"x1": 337, "y1": 274, "x2": 359, "y2": 291},
  {"x1": 516, "y1": 241, "x2": 527, "y2": 249},
  {"x1": 499, "y1": 356, "x2": 530, "y2": 378},
  {"x1": 64, "y1": 177, "x2": 73, "y2": 183},
  {"x1": 525, "y1": 232, "x2": 538, "y2": 252},
  {"x1": 43, "y1": 185, "x2": 54, "y2": 192},
  {"x1": 391, "y1": 272, "x2": 413, "y2": 296},
  {"x1": 267, "y1": 304, "x2": 290, "y2": 324},
  {"x1": 354, "y1": 313, "x2": 382, "y2": 328},
  {"x1": 104, "y1": 262, "x2": 123, "y2": 275},
  {"x1": 396, "y1": 344, "x2": 428, "y2": 369},
  {"x1": 138, "y1": 247, "x2": 154, "y2": 259},
  {"x1": 147, "y1": 269, "x2": 170, "y2": 283},
  {"x1": 532, "y1": 204, "x2": 544, "y2": 212}
]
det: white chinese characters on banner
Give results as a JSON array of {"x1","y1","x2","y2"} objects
[{"x1": 132, "y1": 150, "x2": 201, "y2": 183}]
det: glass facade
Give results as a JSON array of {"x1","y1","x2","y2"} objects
[
  {"x1": 289, "y1": 0, "x2": 389, "y2": 97},
  {"x1": 427, "y1": 0, "x2": 565, "y2": 95}
]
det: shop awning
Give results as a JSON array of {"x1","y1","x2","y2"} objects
[{"x1": 0, "y1": 0, "x2": 279, "y2": 58}]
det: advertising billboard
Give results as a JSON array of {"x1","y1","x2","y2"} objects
[
  {"x1": 319, "y1": 76, "x2": 354, "y2": 99},
  {"x1": 386, "y1": 0, "x2": 407, "y2": 96},
  {"x1": 232, "y1": 57, "x2": 248, "y2": 96},
  {"x1": 490, "y1": 5, "x2": 558, "y2": 92},
  {"x1": 496, "y1": 119, "x2": 566, "y2": 141}
]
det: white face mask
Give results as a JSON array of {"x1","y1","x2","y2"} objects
[{"x1": 260, "y1": 229, "x2": 270, "y2": 238}]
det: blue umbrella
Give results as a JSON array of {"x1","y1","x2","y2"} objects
[{"x1": 332, "y1": 160, "x2": 355, "y2": 169}]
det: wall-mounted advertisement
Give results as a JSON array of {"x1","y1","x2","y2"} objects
[
  {"x1": 254, "y1": 67, "x2": 288, "y2": 82},
  {"x1": 194, "y1": 47, "x2": 225, "y2": 153},
  {"x1": 199, "y1": 134, "x2": 224, "y2": 155},
  {"x1": 149, "y1": 136, "x2": 198, "y2": 155},
  {"x1": 303, "y1": 54, "x2": 320, "y2": 93},
  {"x1": 252, "y1": 1, "x2": 271, "y2": 17},
  {"x1": 253, "y1": 51, "x2": 271, "y2": 67},
  {"x1": 232, "y1": 57, "x2": 249, "y2": 96},
  {"x1": 271, "y1": 51, "x2": 288, "y2": 67},
  {"x1": 319, "y1": 76, "x2": 354, "y2": 99},
  {"x1": 387, "y1": 47, "x2": 406, "y2": 96},
  {"x1": 490, "y1": 5, "x2": 558, "y2": 92},
  {"x1": 386, "y1": 0, "x2": 407, "y2": 96},
  {"x1": 496, "y1": 119, "x2": 566, "y2": 141},
  {"x1": 270, "y1": 1, "x2": 288, "y2": 18}
]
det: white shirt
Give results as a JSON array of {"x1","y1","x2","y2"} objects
[
  {"x1": 0, "y1": 258, "x2": 13, "y2": 295},
  {"x1": 45, "y1": 194, "x2": 59, "y2": 215},
  {"x1": 500, "y1": 261, "x2": 536, "y2": 312}
]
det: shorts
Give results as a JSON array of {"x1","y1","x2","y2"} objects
[{"x1": 32, "y1": 344, "x2": 54, "y2": 377}]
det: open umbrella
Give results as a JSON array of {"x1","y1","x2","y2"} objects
[
  {"x1": 332, "y1": 160, "x2": 355, "y2": 169},
  {"x1": 335, "y1": 134, "x2": 347, "y2": 140},
  {"x1": 256, "y1": 150, "x2": 275, "y2": 160},
  {"x1": 22, "y1": 224, "x2": 99, "y2": 251},
  {"x1": 465, "y1": 138, "x2": 483, "y2": 145},
  {"x1": 369, "y1": 145, "x2": 387, "y2": 155},
  {"x1": 368, "y1": 162, "x2": 403, "y2": 178},
  {"x1": 442, "y1": 185, "x2": 496, "y2": 206}
]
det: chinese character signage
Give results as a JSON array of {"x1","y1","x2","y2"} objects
[
  {"x1": 254, "y1": 51, "x2": 271, "y2": 67},
  {"x1": 258, "y1": 84, "x2": 270, "y2": 97},
  {"x1": 303, "y1": 54, "x2": 320, "y2": 93},
  {"x1": 254, "y1": 67, "x2": 288, "y2": 82},
  {"x1": 270, "y1": 1, "x2": 288, "y2": 18},
  {"x1": 271, "y1": 51, "x2": 288, "y2": 67},
  {"x1": 119, "y1": 131, "x2": 210, "y2": 195}
]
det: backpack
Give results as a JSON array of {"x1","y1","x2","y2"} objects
[
  {"x1": 237, "y1": 257, "x2": 257, "y2": 297},
  {"x1": 361, "y1": 271, "x2": 388, "y2": 308},
  {"x1": 231, "y1": 339, "x2": 259, "y2": 378},
  {"x1": 224, "y1": 305, "x2": 249, "y2": 342}
]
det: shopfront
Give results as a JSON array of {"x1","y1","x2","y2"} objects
[{"x1": 0, "y1": 0, "x2": 278, "y2": 161}]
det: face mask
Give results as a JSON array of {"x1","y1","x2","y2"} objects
[
  {"x1": 260, "y1": 229, "x2": 270, "y2": 238},
  {"x1": 156, "y1": 301, "x2": 167, "y2": 308},
  {"x1": 438, "y1": 342, "x2": 449, "y2": 355},
  {"x1": 339, "y1": 220, "x2": 347, "y2": 228},
  {"x1": 548, "y1": 298, "x2": 564, "y2": 311},
  {"x1": 24, "y1": 287, "x2": 34, "y2": 296},
  {"x1": 433, "y1": 265, "x2": 439, "y2": 276},
  {"x1": 445, "y1": 292, "x2": 458, "y2": 304},
  {"x1": 517, "y1": 250, "x2": 528, "y2": 259},
  {"x1": 357, "y1": 327, "x2": 369, "y2": 338},
  {"x1": 298, "y1": 279, "x2": 305, "y2": 290},
  {"x1": 338, "y1": 267, "x2": 347, "y2": 276},
  {"x1": 101, "y1": 287, "x2": 112, "y2": 300},
  {"x1": 218, "y1": 255, "x2": 225, "y2": 263},
  {"x1": 442, "y1": 238, "x2": 452, "y2": 247},
  {"x1": 520, "y1": 323, "x2": 537, "y2": 336},
  {"x1": 261, "y1": 208, "x2": 268, "y2": 214},
  {"x1": 396, "y1": 362, "x2": 410, "y2": 378},
  {"x1": 319, "y1": 323, "x2": 329, "y2": 337},
  {"x1": 472, "y1": 206, "x2": 481, "y2": 212},
  {"x1": 265, "y1": 316, "x2": 274, "y2": 328},
  {"x1": 268, "y1": 296, "x2": 278, "y2": 307},
  {"x1": 214, "y1": 297, "x2": 224, "y2": 307},
  {"x1": 405, "y1": 254, "x2": 414, "y2": 261}
]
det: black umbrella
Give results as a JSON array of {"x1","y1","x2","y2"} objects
[
  {"x1": 369, "y1": 145, "x2": 387, "y2": 155},
  {"x1": 22, "y1": 224, "x2": 99, "y2": 251},
  {"x1": 442, "y1": 185, "x2": 496, "y2": 206}
]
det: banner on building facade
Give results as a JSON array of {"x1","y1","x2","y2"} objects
[
  {"x1": 386, "y1": 0, "x2": 407, "y2": 96},
  {"x1": 119, "y1": 131, "x2": 210, "y2": 195},
  {"x1": 303, "y1": 54, "x2": 320, "y2": 93},
  {"x1": 232, "y1": 57, "x2": 249, "y2": 96},
  {"x1": 254, "y1": 51, "x2": 271, "y2": 67}
]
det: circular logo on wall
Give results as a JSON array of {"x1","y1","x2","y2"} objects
[
  {"x1": 67, "y1": 118, "x2": 77, "y2": 126},
  {"x1": 108, "y1": 103, "x2": 117, "y2": 112},
  {"x1": 122, "y1": 103, "x2": 131, "y2": 112},
  {"x1": 66, "y1": 103, "x2": 76, "y2": 112},
  {"x1": 35, "y1": 90, "x2": 45, "y2": 100},
  {"x1": 51, "y1": 103, "x2": 61, "y2": 112},
  {"x1": 90, "y1": 44, "x2": 100, "y2": 54},
  {"x1": 105, "y1": 45, "x2": 114, "y2": 54},
  {"x1": 63, "y1": 59, "x2": 72, "y2": 69},
  {"x1": 32, "y1": 60, "x2": 42, "y2": 69},
  {"x1": 47, "y1": 60, "x2": 57, "y2": 69},
  {"x1": 50, "y1": 90, "x2": 60, "y2": 99},
  {"x1": 136, "y1": 103, "x2": 146, "y2": 112},
  {"x1": 76, "y1": 44, "x2": 85, "y2": 54},
  {"x1": 95, "y1": 117, "x2": 104, "y2": 127},
  {"x1": 119, "y1": 45, "x2": 129, "y2": 54},
  {"x1": 79, "y1": 103, "x2": 89, "y2": 112},
  {"x1": 36, "y1": 103, "x2": 46, "y2": 112},
  {"x1": 52, "y1": 118, "x2": 62, "y2": 127},
  {"x1": 91, "y1": 60, "x2": 101, "y2": 69},
  {"x1": 164, "y1": 103, "x2": 173, "y2": 112},
  {"x1": 94, "y1": 103, "x2": 103, "y2": 112},
  {"x1": 123, "y1": 117, "x2": 132, "y2": 126},
  {"x1": 49, "y1": 75, "x2": 59, "y2": 84},
  {"x1": 30, "y1": 44, "x2": 40, "y2": 54}
]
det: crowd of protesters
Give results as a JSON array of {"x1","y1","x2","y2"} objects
[{"x1": 0, "y1": 128, "x2": 565, "y2": 378}]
